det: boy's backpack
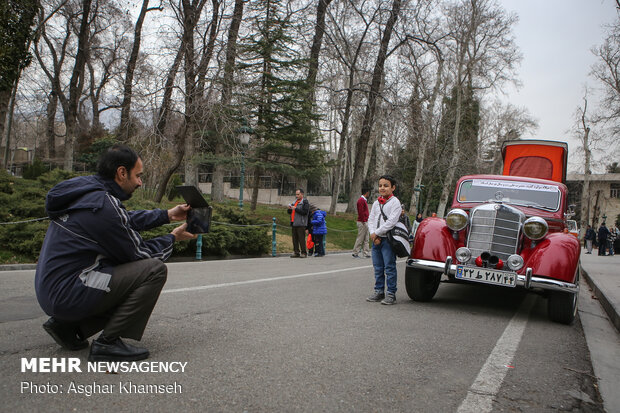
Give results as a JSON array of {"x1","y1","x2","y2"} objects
[{"x1": 379, "y1": 204, "x2": 412, "y2": 258}]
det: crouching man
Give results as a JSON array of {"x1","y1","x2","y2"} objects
[{"x1": 35, "y1": 144, "x2": 196, "y2": 361}]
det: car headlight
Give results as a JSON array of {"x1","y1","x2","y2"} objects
[
  {"x1": 455, "y1": 247, "x2": 472, "y2": 264},
  {"x1": 523, "y1": 217, "x2": 548, "y2": 240},
  {"x1": 506, "y1": 254, "x2": 524, "y2": 271},
  {"x1": 446, "y1": 209, "x2": 468, "y2": 231}
]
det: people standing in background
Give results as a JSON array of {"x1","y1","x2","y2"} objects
[
  {"x1": 311, "y1": 208, "x2": 327, "y2": 257},
  {"x1": 608, "y1": 225, "x2": 617, "y2": 256},
  {"x1": 352, "y1": 189, "x2": 371, "y2": 258},
  {"x1": 287, "y1": 189, "x2": 310, "y2": 258},
  {"x1": 584, "y1": 225, "x2": 596, "y2": 254},
  {"x1": 598, "y1": 222, "x2": 610, "y2": 256}
]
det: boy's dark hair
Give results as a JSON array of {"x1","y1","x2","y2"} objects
[
  {"x1": 362, "y1": 187, "x2": 370, "y2": 195},
  {"x1": 379, "y1": 174, "x2": 397, "y2": 187},
  {"x1": 297, "y1": 188, "x2": 305, "y2": 194},
  {"x1": 97, "y1": 144, "x2": 139, "y2": 179}
]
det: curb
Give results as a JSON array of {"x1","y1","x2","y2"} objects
[
  {"x1": 0, "y1": 264, "x2": 37, "y2": 272},
  {"x1": 581, "y1": 264, "x2": 620, "y2": 334}
]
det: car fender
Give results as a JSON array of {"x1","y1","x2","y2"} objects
[
  {"x1": 521, "y1": 232, "x2": 580, "y2": 283},
  {"x1": 412, "y1": 218, "x2": 457, "y2": 262}
]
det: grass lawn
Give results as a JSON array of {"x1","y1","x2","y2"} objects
[{"x1": 217, "y1": 199, "x2": 359, "y2": 254}]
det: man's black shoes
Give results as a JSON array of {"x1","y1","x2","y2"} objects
[
  {"x1": 88, "y1": 337, "x2": 149, "y2": 362},
  {"x1": 42, "y1": 318, "x2": 89, "y2": 351}
]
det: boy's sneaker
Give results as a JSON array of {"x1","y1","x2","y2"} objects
[
  {"x1": 366, "y1": 291, "x2": 385, "y2": 302},
  {"x1": 352, "y1": 253, "x2": 360, "y2": 258},
  {"x1": 381, "y1": 294, "x2": 396, "y2": 305}
]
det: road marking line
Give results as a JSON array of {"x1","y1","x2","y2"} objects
[
  {"x1": 162, "y1": 264, "x2": 374, "y2": 294},
  {"x1": 457, "y1": 294, "x2": 536, "y2": 413}
]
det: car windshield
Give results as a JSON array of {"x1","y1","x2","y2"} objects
[{"x1": 457, "y1": 179, "x2": 561, "y2": 212}]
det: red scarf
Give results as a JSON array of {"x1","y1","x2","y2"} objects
[
  {"x1": 291, "y1": 199, "x2": 300, "y2": 222},
  {"x1": 378, "y1": 194, "x2": 393, "y2": 204}
]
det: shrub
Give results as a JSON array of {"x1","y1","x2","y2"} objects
[
  {"x1": 22, "y1": 158, "x2": 47, "y2": 179},
  {"x1": 0, "y1": 172, "x2": 271, "y2": 263}
]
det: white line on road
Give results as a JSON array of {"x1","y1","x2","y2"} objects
[
  {"x1": 161, "y1": 264, "x2": 374, "y2": 294},
  {"x1": 457, "y1": 294, "x2": 536, "y2": 413}
]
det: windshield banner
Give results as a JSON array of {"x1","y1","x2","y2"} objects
[{"x1": 472, "y1": 179, "x2": 558, "y2": 193}]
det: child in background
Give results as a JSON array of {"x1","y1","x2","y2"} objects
[
  {"x1": 311, "y1": 209, "x2": 327, "y2": 257},
  {"x1": 367, "y1": 175, "x2": 401, "y2": 305}
]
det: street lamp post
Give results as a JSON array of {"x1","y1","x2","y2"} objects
[{"x1": 237, "y1": 122, "x2": 253, "y2": 209}]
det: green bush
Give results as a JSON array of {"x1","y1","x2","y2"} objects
[
  {"x1": 22, "y1": 158, "x2": 47, "y2": 179},
  {"x1": 0, "y1": 171, "x2": 271, "y2": 263}
]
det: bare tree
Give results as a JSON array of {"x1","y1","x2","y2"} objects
[
  {"x1": 324, "y1": 0, "x2": 378, "y2": 214},
  {"x1": 211, "y1": 0, "x2": 244, "y2": 202},
  {"x1": 347, "y1": 0, "x2": 402, "y2": 213},
  {"x1": 435, "y1": 0, "x2": 520, "y2": 217},
  {"x1": 117, "y1": 0, "x2": 162, "y2": 142}
]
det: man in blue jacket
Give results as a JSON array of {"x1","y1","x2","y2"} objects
[{"x1": 35, "y1": 145, "x2": 195, "y2": 361}]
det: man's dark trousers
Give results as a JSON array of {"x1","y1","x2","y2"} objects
[
  {"x1": 291, "y1": 226, "x2": 307, "y2": 256},
  {"x1": 77, "y1": 258, "x2": 167, "y2": 340}
]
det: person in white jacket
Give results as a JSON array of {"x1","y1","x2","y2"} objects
[{"x1": 366, "y1": 175, "x2": 402, "y2": 305}]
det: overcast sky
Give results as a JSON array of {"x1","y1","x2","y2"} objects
[{"x1": 499, "y1": 0, "x2": 618, "y2": 171}]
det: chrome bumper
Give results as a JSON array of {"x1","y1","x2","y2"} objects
[{"x1": 407, "y1": 257, "x2": 579, "y2": 294}]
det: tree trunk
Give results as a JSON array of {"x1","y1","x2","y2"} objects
[
  {"x1": 46, "y1": 92, "x2": 58, "y2": 159},
  {"x1": 0, "y1": 89, "x2": 10, "y2": 156},
  {"x1": 409, "y1": 56, "x2": 443, "y2": 216},
  {"x1": 2, "y1": 80, "x2": 19, "y2": 169},
  {"x1": 118, "y1": 0, "x2": 152, "y2": 142},
  {"x1": 298, "y1": 0, "x2": 332, "y2": 193},
  {"x1": 64, "y1": 0, "x2": 93, "y2": 170},
  {"x1": 212, "y1": 0, "x2": 244, "y2": 202},
  {"x1": 347, "y1": 0, "x2": 402, "y2": 213},
  {"x1": 155, "y1": 128, "x2": 186, "y2": 202},
  {"x1": 435, "y1": 85, "x2": 464, "y2": 217}
]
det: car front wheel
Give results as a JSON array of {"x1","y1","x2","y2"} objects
[{"x1": 405, "y1": 267, "x2": 441, "y2": 301}]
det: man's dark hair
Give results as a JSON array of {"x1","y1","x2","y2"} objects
[
  {"x1": 379, "y1": 174, "x2": 397, "y2": 187},
  {"x1": 297, "y1": 188, "x2": 305, "y2": 194},
  {"x1": 97, "y1": 144, "x2": 139, "y2": 179}
]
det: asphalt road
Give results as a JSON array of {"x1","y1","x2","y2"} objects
[{"x1": 0, "y1": 253, "x2": 604, "y2": 412}]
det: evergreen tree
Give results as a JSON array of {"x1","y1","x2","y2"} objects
[{"x1": 237, "y1": 0, "x2": 326, "y2": 208}]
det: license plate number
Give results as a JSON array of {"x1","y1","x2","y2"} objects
[{"x1": 455, "y1": 265, "x2": 517, "y2": 287}]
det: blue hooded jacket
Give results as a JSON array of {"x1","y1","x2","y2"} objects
[
  {"x1": 34, "y1": 175, "x2": 174, "y2": 321},
  {"x1": 311, "y1": 210, "x2": 327, "y2": 235}
]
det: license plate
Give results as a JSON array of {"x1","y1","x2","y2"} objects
[{"x1": 455, "y1": 265, "x2": 517, "y2": 287}]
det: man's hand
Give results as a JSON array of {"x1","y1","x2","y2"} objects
[
  {"x1": 168, "y1": 204, "x2": 191, "y2": 221},
  {"x1": 171, "y1": 223, "x2": 197, "y2": 241}
]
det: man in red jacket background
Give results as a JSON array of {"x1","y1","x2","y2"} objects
[{"x1": 352, "y1": 188, "x2": 371, "y2": 258}]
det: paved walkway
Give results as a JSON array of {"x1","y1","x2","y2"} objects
[
  {"x1": 579, "y1": 247, "x2": 620, "y2": 413},
  {"x1": 580, "y1": 247, "x2": 620, "y2": 332}
]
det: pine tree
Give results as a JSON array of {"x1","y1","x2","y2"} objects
[{"x1": 237, "y1": 0, "x2": 326, "y2": 209}]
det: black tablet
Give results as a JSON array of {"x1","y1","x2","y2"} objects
[{"x1": 175, "y1": 186, "x2": 212, "y2": 234}]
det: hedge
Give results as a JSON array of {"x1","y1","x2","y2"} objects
[{"x1": 0, "y1": 169, "x2": 270, "y2": 264}]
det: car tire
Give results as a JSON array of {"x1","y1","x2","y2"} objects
[
  {"x1": 547, "y1": 265, "x2": 579, "y2": 325},
  {"x1": 405, "y1": 267, "x2": 441, "y2": 301}
]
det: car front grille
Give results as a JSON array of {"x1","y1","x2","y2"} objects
[{"x1": 466, "y1": 204, "x2": 524, "y2": 262}]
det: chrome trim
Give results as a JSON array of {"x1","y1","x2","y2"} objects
[
  {"x1": 525, "y1": 267, "x2": 532, "y2": 289},
  {"x1": 407, "y1": 258, "x2": 579, "y2": 294},
  {"x1": 467, "y1": 204, "x2": 524, "y2": 262},
  {"x1": 444, "y1": 256, "x2": 452, "y2": 275}
]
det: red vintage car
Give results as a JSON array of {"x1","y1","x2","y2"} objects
[{"x1": 406, "y1": 140, "x2": 581, "y2": 324}]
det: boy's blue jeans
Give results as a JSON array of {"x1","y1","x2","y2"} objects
[{"x1": 371, "y1": 238, "x2": 397, "y2": 295}]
